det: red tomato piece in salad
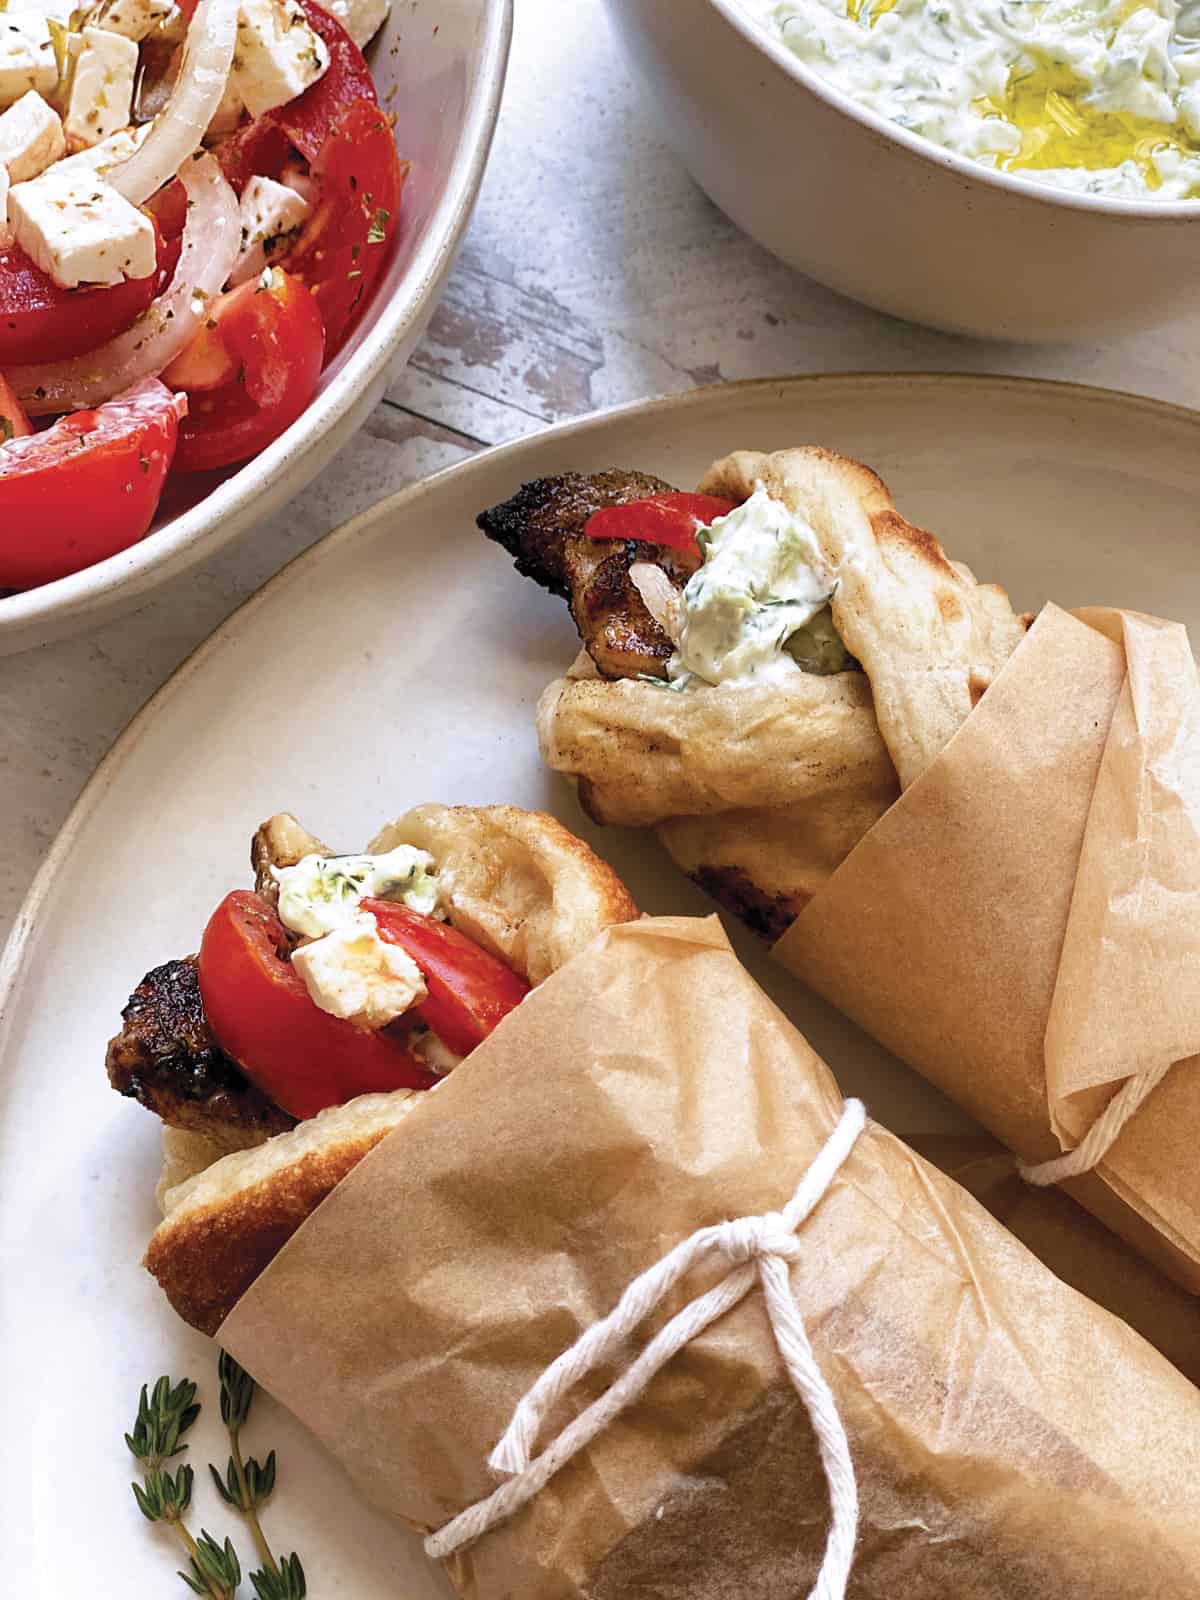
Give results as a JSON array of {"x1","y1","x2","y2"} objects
[
  {"x1": 0, "y1": 221, "x2": 172, "y2": 368},
  {"x1": 583, "y1": 493, "x2": 739, "y2": 554},
  {"x1": 215, "y1": 0, "x2": 377, "y2": 193},
  {"x1": 274, "y1": 0, "x2": 379, "y2": 162},
  {"x1": 165, "y1": 266, "x2": 324, "y2": 473},
  {"x1": 284, "y1": 98, "x2": 405, "y2": 359},
  {"x1": 198, "y1": 889, "x2": 437, "y2": 1120},
  {"x1": 0, "y1": 379, "x2": 183, "y2": 590}
]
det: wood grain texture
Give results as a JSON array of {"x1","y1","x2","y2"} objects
[{"x1": 4, "y1": 0, "x2": 1200, "y2": 937}]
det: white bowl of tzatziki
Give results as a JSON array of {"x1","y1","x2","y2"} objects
[{"x1": 602, "y1": 0, "x2": 1200, "y2": 339}]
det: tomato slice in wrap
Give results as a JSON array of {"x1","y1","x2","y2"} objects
[
  {"x1": 583, "y1": 492, "x2": 738, "y2": 555},
  {"x1": 364, "y1": 900, "x2": 532, "y2": 1057},
  {"x1": 198, "y1": 890, "x2": 438, "y2": 1120}
]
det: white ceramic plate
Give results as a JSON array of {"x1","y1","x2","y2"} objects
[
  {"x1": 4, "y1": 374, "x2": 1200, "y2": 1596},
  {"x1": 0, "y1": 0, "x2": 512, "y2": 657}
]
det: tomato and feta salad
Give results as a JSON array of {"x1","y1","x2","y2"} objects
[{"x1": 0, "y1": 0, "x2": 405, "y2": 591}]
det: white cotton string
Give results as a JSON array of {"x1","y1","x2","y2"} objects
[
  {"x1": 1019, "y1": 1059, "x2": 1174, "y2": 1187},
  {"x1": 425, "y1": 1099, "x2": 867, "y2": 1600}
]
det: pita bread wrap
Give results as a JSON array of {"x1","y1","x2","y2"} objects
[
  {"x1": 528, "y1": 450, "x2": 1200, "y2": 1291},
  {"x1": 219, "y1": 919, "x2": 1200, "y2": 1599}
]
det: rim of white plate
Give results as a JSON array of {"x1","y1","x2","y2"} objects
[
  {"x1": 0, "y1": 0, "x2": 514, "y2": 647},
  {"x1": 5, "y1": 370, "x2": 1200, "y2": 1027},
  {"x1": 708, "y1": 0, "x2": 1200, "y2": 220}
]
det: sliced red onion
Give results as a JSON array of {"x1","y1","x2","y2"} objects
[
  {"x1": 107, "y1": 0, "x2": 239, "y2": 206},
  {"x1": 12, "y1": 155, "x2": 240, "y2": 415}
]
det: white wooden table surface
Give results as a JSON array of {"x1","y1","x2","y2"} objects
[{"x1": 3, "y1": 0, "x2": 1200, "y2": 939}]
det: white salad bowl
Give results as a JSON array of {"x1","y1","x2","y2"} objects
[
  {"x1": 0, "y1": 0, "x2": 512, "y2": 656},
  {"x1": 604, "y1": 0, "x2": 1200, "y2": 343}
]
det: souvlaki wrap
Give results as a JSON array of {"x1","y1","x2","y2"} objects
[
  {"x1": 480, "y1": 448, "x2": 1200, "y2": 1292},
  {"x1": 212, "y1": 917, "x2": 1200, "y2": 1598}
]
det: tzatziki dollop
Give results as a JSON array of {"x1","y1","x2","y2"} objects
[
  {"x1": 741, "y1": 0, "x2": 1200, "y2": 199},
  {"x1": 667, "y1": 484, "x2": 854, "y2": 687},
  {"x1": 273, "y1": 845, "x2": 440, "y2": 938}
]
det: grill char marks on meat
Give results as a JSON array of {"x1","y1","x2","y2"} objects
[
  {"x1": 478, "y1": 469, "x2": 699, "y2": 680},
  {"x1": 106, "y1": 956, "x2": 295, "y2": 1146}
]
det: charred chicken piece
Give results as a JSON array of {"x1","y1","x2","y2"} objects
[
  {"x1": 251, "y1": 812, "x2": 332, "y2": 905},
  {"x1": 106, "y1": 957, "x2": 295, "y2": 1147},
  {"x1": 478, "y1": 470, "x2": 699, "y2": 680}
]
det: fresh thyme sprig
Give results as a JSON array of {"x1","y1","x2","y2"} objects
[
  {"x1": 211, "y1": 1350, "x2": 307, "y2": 1600},
  {"x1": 126, "y1": 1376, "x2": 240, "y2": 1600}
]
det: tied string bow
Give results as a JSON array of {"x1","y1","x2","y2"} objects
[{"x1": 426, "y1": 1098, "x2": 867, "y2": 1600}]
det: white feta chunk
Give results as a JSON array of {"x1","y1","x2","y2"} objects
[
  {"x1": 0, "y1": 163, "x2": 10, "y2": 247},
  {"x1": 52, "y1": 119, "x2": 145, "y2": 178},
  {"x1": 89, "y1": 0, "x2": 173, "y2": 41},
  {"x1": 228, "y1": 172, "x2": 307, "y2": 285},
  {"x1": 231, "y1": 0, "x2": 329, "y2": 119},
  {"x1": 8, "y1": 167, "x2": 155, "y2": 285},
  {"x1": 0, "y1": 90, "x2": 64, "y2": 182},
  {"x1": 0, "y1": 11, "x2": 58, "y2": 108},
  {"x1": 291, "y1": 914, "x2": 428, "y2": 1029},
  {"x1": 65, "y1": 25, "x2": 137, "y2": 148},
  {"x1": 320, "y1": 0, "x2": 387, "y2": 50},
  {"x1": 206, "y1": 70, "x2": 244, "y2": 139}
]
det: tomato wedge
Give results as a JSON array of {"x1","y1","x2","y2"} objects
[
  {"x1": 583, "y1": 493, "x2": 738, "y2": 554},
  {"x1": 216, "y1": 0, "x2": 377, "y2": 192},
  {"x1": 276, "y1": 0, "x2": 378, "y2": 162},
  {"x1": 0, "y1": 220, "x2": 171, "y2": 366},
  {"x1": 198, "y1": 890, "x2": 437, "y2": 1119},
  {"x1": 283, "y1": 97, "x2": 405, "y2": 359},
  {"x1": 0, "y1": 379, "x2": 182, "y2": 590},
  {"x1": 364, "y1": 901, "x2": 531, "y2": 1057},
  {"x1": 165, "y1": 266, "x2": 325, "y2": 472}
]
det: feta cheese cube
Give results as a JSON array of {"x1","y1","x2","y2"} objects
[
  {"x1": 8, "y1": 167, "x2": 156, "y2": 286},
  {"x1": 52, "y1": 119, "x2": 145, "y2": 179},
  {"x1": 321, "y1": 0, "x2": 388, "y2": 50},
  {"x1": 207, "y1": 71, "x2": 244, "y2": 138},
  {"x1": 65, "y1": 25, "x2": 137, "y2": 148},
  {"x1": 89, "y1": 0, "x2": 173, "y2": 41},
  {"x1": 0, "y1": 90, "x2": 64, "y2": 182},
  {"x1": 228, "y1": 172, "x2": 308, "y2": 285},
  {"x1": 0, "y1": 163, "x2": 10, "y2": 248},
  {"x1": 231, "y1": 0, "x2": 329, "y2": 119},
  {"x1": 291, "y1": 915, "x2": 428, "y2": 1029},
  {"x1": 0, "y1": 11, "x2": 58, "y2": 108}
]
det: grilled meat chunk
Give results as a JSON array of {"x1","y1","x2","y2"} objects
[
  {"x1": 107, "y1": 956, "x2": 294, "y2": 1148},
  {"x1": 478, "y1": 470, "x2": 700, "y2": 680},
  {"x1": 252, "y1": 812, "x2": 332, "y2": 905}
]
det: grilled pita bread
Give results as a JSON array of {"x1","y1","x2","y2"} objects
[
  {"x1": 698, "y1": 447, "x2": 1026, "y2": 789},
  {"x1": 534, "y1": 446, "x2": 1025, "y2": 928},
  {"x1": 143, "y1": 804, "x2": 638, "y2": 1333}
]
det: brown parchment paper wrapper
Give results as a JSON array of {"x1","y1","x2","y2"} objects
[
  {"x1": 777, "y1": 604, "x2": 1200, "y2": 1292},
  {"x1": 911, "y1": 1133, "x2": 1200, "y2": 1389},
  {"x1": 221, "y1": 917, "x2": 1200, "y2": 1598}
]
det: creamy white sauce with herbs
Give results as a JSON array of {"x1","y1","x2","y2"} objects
[
  {"x1": 667, "y1": 484, "x2": 854, "y2": 688},
  {"x1": 273, "y1": 846, "x2": 440, "y2": 940},
  {"x1": 743, "y1": 0, "x2": 1200, "y2": 199}
]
